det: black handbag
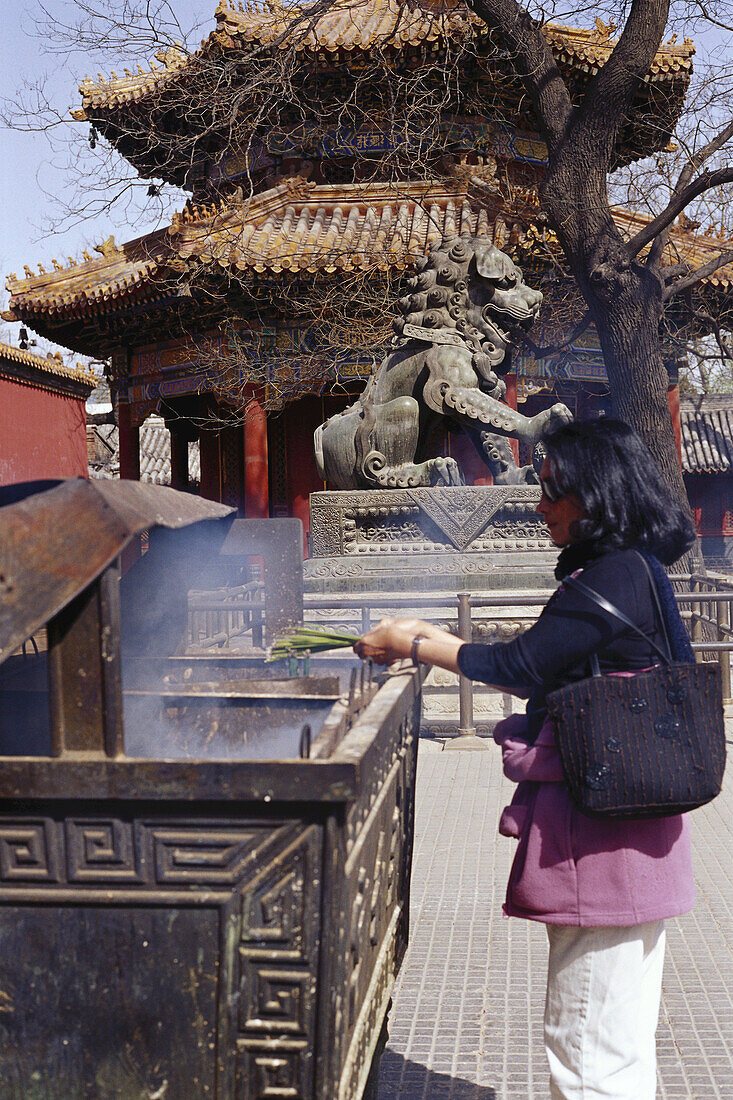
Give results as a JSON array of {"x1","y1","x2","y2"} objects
[{"x1": 545, "y1": 554, "x2": 726, "y2": 818}]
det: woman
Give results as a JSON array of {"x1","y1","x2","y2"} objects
[{"x1": 355, "y1": 419, "x2": 697, "y2": 1100}]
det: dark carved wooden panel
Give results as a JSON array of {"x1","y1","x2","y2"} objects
[{"x1": 0, "y1": 813, "x2": 323, "y2": 1100}]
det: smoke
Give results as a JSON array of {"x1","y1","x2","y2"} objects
[
  {"x1": 0, "y1": 514, "x2": 343, "y2": 762},
  {"x1": 119, "y1": 518, "x2": 332, "y2": 761}
]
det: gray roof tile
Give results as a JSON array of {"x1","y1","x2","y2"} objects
[
  {"x1": 680, "y1": 394, "x2": 733, "y2": 474},
  {"x1": 87, "y1": 415, "x2": 200, "y2": 484}
]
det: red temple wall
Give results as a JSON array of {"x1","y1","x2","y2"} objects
[{"x1": 0, "y1": 378, "x2": 88, "y2": 484}]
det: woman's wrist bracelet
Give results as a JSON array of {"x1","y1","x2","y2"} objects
[{"x1": 411, "y1": 634, "x2": 426, "y2": 666}]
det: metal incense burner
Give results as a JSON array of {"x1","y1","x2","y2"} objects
[{"x1": 0, "y1": 480, "x2": 423, "y2": 1100}]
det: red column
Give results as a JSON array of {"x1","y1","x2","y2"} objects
[
  {"x1": 244, "y1": 396, "x2": 269, "y2": 518},
  {"x1": 667, "y1": 384, "x2": 682, "y2": 466},
  {"x1": 284, "y1": 396, "x2": 328, "y2": 552},
  {"x1": 117, "y1": 401, "x2": 140, "y2": 481}
]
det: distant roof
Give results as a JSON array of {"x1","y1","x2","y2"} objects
[
  {"x1": 88, "y1": 416, "x2": 201, "y2": 485},
  {"x1": 680, "y1": 393, "x2": 733, "y2": 474},
  {"x1": 0, "y1": 340, "x2": 96, "y2": 392}
]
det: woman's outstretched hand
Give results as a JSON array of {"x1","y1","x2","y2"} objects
[
  {"x1": 354, "y1": 618, "x2": 415, "y2": 665},
  {"x1": 354, "y1": 617, "x2": 464, "y2": 673}
]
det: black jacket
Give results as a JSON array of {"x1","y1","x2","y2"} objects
[{"x1": 457, "y1": 548, "x2": 671, "y2": 740}]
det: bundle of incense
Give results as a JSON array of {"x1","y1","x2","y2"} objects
[{"x1": 266, "y1": 625, "x2": 360, "y2": 662}]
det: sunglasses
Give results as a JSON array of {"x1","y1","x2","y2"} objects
[{"x1": 539, "y1": 475, "x2": 565, "y2": 503}]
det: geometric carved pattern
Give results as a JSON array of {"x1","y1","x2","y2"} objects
[
  {"x1": 0, "y1": 820, "x2": 59, "y2": 883},
  {"x1": 0, "y1": 671, "x2": 421, "y2": 1100},
  {"x1": 0, "y1": 818, "x2": 301, "y2": 893},
  {"x1": 152, "y1": 827, "x2": 264, "y2": 885},
  {"x1": 328, "y1": 698, "x2": 420, "y2": 1099},
  {"x1": 309, "y1": 486, "x2": 551, "y2": 558},
  {"x1": 0, "y1": 814, "x2": 321, "y2": 1100},
  {"x1": 236, "y1": 826, "x2": 321, "y2": 1099},
  {"x1": 417, "y1": 486, "x2": 504, "y2": 550},
  {"x1": 241, "y1": 841, "x2": 310, "y2": 954},
  {"x1": 239, "y1": 967, "x2": 310, "y2": 1033},
  {"x1": 66, "y1": 819, "x2": 142, "y2": 883},
  {"x1": 236, "y1": 1046, "x2": 306, "y2": 1100}
]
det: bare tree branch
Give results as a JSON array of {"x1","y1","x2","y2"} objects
[
  {"x1": 628, "y1": 166, "x2": 733, "y2": 257},
  {"x1": 466, "y1": 0, "x2": 573, "y2": 152},
  {"x1": 647, "y1": 116, "x2": 733, "y2": 268},
  {"x1": 675, "y1": 118, "x2": 733, "y2": 194},
  {"x1": 664, "y1": 248, "x2": 733, "y2": 299},
  {"x1": 522, "y1": 309, "x2": 591, "y2": 356}
]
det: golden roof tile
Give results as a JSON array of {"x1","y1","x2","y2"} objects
[
  {"x1": 73, "y1": 0, "x2": 693, "y2": 116},
  {"x1": 0, "y1": 341, "x2": 97, "y2": 388},
  {"x1": 167, "y1": 178, "x2": 507, "y2": 275},
  {"x1": 542, "y1": 23, "x2": 693, "y2": 81},
  {"x1": 5, "y1": 231, "x2": 168, "y2": 318}
]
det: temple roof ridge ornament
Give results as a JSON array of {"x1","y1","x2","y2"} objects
[
  {"x1": 72, "y1": 42, "x2": 188, "y2": 119},
  {"x1": 5, "y1": 228, "x2": 166, "y2": 304}
]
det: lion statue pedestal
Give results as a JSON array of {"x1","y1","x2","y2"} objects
[{"x1": 306, "y1": 485, "x2": 556, "y2": 592}]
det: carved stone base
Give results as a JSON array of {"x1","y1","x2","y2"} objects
[
  {"x1": 306, "y1": 486, "x2": 556, "y2": 592},
  {"x1": 420, "y1": 665, "x2": 520, "y2": 739}
]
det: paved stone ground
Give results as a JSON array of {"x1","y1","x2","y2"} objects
[{"x1": 378, "y1": 718, "x2": 733, "y2": 1100}]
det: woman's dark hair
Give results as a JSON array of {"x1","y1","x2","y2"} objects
[{"x1": 541, "y1": 418, "x2": 696, "y2": 564}]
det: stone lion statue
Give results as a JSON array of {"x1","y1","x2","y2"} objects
[{"x1": 314, "y1": 235, "x2": 572, "y2": 488}]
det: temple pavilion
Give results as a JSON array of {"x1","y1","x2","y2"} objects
[{"x1": 5, "y1": 0, "x2": 733, "y2": 543}]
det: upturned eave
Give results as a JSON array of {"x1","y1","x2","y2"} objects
[{"x1": 9, "y1": 176, "x2": 732, "y2": 358}]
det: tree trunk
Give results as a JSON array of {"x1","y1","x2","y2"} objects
[
  {"x1": 593, "y1": 288, "x2": 687, "y2": 503},
  {"x1": 539, "y1": 168, "x2": 689, "y2": 504},
  {"x1": 592, "y1": 283, "x2": 702, "y2": 572}
]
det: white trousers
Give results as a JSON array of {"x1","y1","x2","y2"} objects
[{"x1": 544, "y1": 921, "x2": 666, "y2": 1100}]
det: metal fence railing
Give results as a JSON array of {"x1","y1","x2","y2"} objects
[
  {"x1": 304, "y1": 585, "x2": 733, "y2": 734},
  {"x1": 187, "y1": 582, "x2": 265, "y2": 650},
  {"x1": 185, "y1": 578, "x2": 733, "y2": 735}
]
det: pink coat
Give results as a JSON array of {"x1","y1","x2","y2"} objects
[{"x1": 494, "y1": 713, "x2": 696, "y2": 926}]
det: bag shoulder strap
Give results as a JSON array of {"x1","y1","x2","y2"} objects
[
  {"x1": 633, "y1": 551, "x2": 674, "y2": 662},
  {"x1": 560, "y1": 554, "x2": 672, "y2": 667}
]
